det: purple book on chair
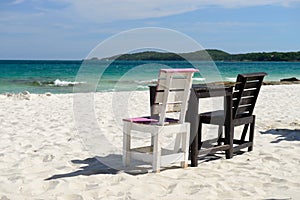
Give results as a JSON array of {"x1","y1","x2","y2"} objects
[{"x1": 123, "y1": 117, "x2": 158, "y2": 124}]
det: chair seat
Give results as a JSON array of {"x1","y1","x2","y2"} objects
[
  {"x1": 123, "y1": 116, "x2": 179, "y2": 125},
  {"x1": 123, "y1": 117, "x2": 158, "y2": 124},
  {"x1": 200, "y1": 110, "x2": 255, "y2": 126}
]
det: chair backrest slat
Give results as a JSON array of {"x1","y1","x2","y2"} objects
[
  {"x1": 233, "y1": 89, "x2": 257, "y2": 98},
  {"x1": 152, "y1": 103, "x2": 182, "y2": 114},
  {"x1": 233, "y1": 72, "x2": 267, "y2": 119},
  {"x1": 233, "y1": 96, "x2": 256, "y2": 107},
  {"x1": 157, "y1": 77, "x2": 188, "y2": 90},
  {"x1": 154, "y1": 90, "x2": 185, "y2": 104}
]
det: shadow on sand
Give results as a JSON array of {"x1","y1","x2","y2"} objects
[
  {"x1": 45, "y1": 155, "x2": 122, "y2": 180},
  {"x1": 45, "y1": 148, "x2": 252, "y2": 180},
  {"x1": 47, "y1": 128, "x2": 297, "y2": 181},
  {"x1": 45, "y1": 153, "x2": 204, "y2": 180},
  {"x1": 261, "y1": 128, "x2": 300, "y2": 143}
]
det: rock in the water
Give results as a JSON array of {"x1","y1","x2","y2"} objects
[
  {"x1": 280, "y1": 77, "x2": 299, "y2": 82},
  {"x1": 5, "y1": 93, "x2": 13, "y2": 97}
]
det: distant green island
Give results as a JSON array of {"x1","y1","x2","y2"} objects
[{"x1": 95, "y1": 49, "x2": 300, "y2": 61}]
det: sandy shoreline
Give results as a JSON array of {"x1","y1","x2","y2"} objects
[{"x1": 0, "y1": 84, "x2": 299, "y2": 199}]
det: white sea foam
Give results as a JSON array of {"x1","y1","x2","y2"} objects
[
  {"x1": 52, "y1": 79, "x2": 86, "y2": 87},
  {"x1": 193, "y1": 77, "x2": 206, "y2": 82},
  {"x1": 226, "y1": 77, "x2": 236, "y2": 82},
  {"x1": 135, "y1": 79, "x2": 158, "y2": 84},
  {"x1": 136, "y1": 85, "x2": 149, "y2": 90}
]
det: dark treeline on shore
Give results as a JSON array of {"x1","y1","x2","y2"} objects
[{"x1": 99, "y1": 49, "x2": 300, "y2": 61}]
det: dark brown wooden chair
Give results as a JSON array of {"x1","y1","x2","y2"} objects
[{"x1": 196, "y1": 72, "x2": 267, "y2": 161}]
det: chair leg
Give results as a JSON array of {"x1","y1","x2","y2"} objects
[
  {"x1": 123, "y1": 123, "x2": 131, "y2": 167},
  {"x1": 248, "y1": 116, "x2": 255, "y2": 152},
  {"x1": 152, "y1": 132, "x2": 161, "y2": 173},
  {"x1": 197, "y1": 122, "x2": 203, "y2": 150},
  {"x1": 181, "y1": 124, "x2": 190, "y2": 168},
  {"x1": 240, "y1": 124, "x2": 249, "y2": 142},
  {"x1": 180, "y1": 131, "x2": 187, "y2": 168},
  {"x1": 180, "y1": 133, "x2": 188, "y2": 168},
  {"x1": 225, "y1": 123, "x2": 233, "y2": 159},
  {"x1": 217, "y1": 125, "x2": 223, "y2": 146},
  {"x1": 190, "y1": 122, "x2": 200, "y2": 167}
]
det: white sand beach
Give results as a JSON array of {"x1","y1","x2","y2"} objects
[{"x1": 0, "y1": 84, "x2": 300, "y2": 199}]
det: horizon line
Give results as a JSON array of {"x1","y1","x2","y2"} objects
[{"x1": 1, "y1": 49, "x2": 300, "y2": 61}]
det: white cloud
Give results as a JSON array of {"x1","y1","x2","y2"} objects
[
  {"x1": 203, "y1": 0, "x2": 300, "y2": 8},
  {"x1": 63, "y1": 0, "x2": 300, "y2": 23},
  {"x1": 10, "y1": 0, "x2": 25, "y2": 5},
  {"x1": 4, "y1": 0, "x2": 299, "y2": 24},
  {"x1": 66, "y1": 0, "x2": 198, "y2": 23}
]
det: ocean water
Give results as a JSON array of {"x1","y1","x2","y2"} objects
[{"x1": 0, "y1": 60, "x2": 300, "y2": 94}]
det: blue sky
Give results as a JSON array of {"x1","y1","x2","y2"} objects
[{"x1": 1, "y1": 0, "x2": 300, "y2": 59}]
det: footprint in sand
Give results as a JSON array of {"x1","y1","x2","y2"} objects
[
  {"x1": 43, "y1": 154, "x2": 55, "y2": 162},
  {"x1": 8, "y1": 175, "x2": 24, "y2": 183},
  {"x1": 289, "y1": 122, "x2": 300, "y2": 126},
  {"x1": 45, "y1": 180, "x2": 59, "y2": 191},
  {"x1": 0, "y1": 195, "x2": 10, "y2": 200},
  {"x1": 85, "y1": 183, "x2": 99, "y2": 190},
  {"x1": 263, "y1": 182, "x2": 272, "y2": 188},
  {"x1": 166, "y1": 183, "x2": 177, "y2": 193},
  {"x1": 262, "y1": 156, "x2": 280, "y2": 162},
  {"x1": 61, "y1": 194, "x2": 83, "y2": 200},
  {"x1": 270, "y1": 177, "x2": 287, "y2": 183}
]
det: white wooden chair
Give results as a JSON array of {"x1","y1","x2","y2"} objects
[{"x1": 123, "y1": 68, "x2": 198, "y2": 172}]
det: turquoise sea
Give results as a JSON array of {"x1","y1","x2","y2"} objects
[{"x1": 0, "y1": 60, "x2": 300, "y2": 94}]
